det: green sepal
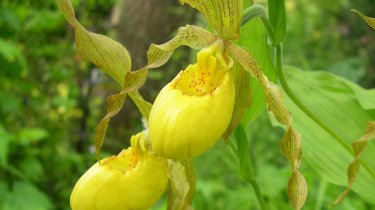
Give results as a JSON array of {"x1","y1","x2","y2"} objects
[
  {"x1": 95, "y1": 93, "x2": 127, "y2": 160},
  {"x1": 57, "y1": 0, "x2": 131, "y2": 85},
  {"x1": 129, "y1": 91, "x2": 152, "y2": 121},
  {"x1": 167, "y1": 159, "x2": 195, "y2": 210},
  {"x1": 223, "y1": 60, "x2": 251, "y2": 139},
  {"x1": 147, "y1": 25, "x2": 218, "y2": 69},
  {"x1": 179, "y1": 0, "x2": 243, "y2": 40},
  {"x1": 95, "y1": 69, "x2": 148, "y2": 160},
  {"x1": 58, "y1": 0, "x2": 145, "y2": 159},
  {"x1": 239, "y1": 17, "x2": 277, "y2": 126},
  {"x1": 352, "y1": 9, "x2": 375, "y2": 30}
]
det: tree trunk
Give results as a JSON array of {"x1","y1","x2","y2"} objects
[{"x1": 115, "y1": 0, "x2": 197, "y2": 69}]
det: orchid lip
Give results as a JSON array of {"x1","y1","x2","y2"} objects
[
  {"x1": 98, "y1": 149, "x2": 139, "y2": 176},
  {"x1": 148, "y1": 41, "x2": 236, "y2": 159},
  {"x1": 170, "y1": 40, "x2": 233, "y2": 97}
]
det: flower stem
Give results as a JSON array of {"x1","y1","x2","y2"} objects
[
  {"x1": 271, "y1": 25, "x2": 375, "y2": 180},
  {"x1": 249, "y1": 177, "x2": 269, "y2": 210},
  {"x1": 242, "y1": 5, "x2": 354, "y2": 151},
  {"x1": 275, "y1": 45, "x2": 351, "y2": 151},
  {"x1": 228, "y1": 139, "x2": 269, "y2": 210},
  {"x1": 261, "y1": 18, "x2": 375, "y2": 179},
  {"x1": 243, "y1": 157, "x2": 269, "y2": 210},
  {"x1": 314, "y1": 178, "x2": 328, "y2": 210}
]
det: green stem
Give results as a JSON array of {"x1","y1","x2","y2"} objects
[
  {"x1": 314, "y1": 178, "x2": 328, "y2": 210},
  {"x1": 243, "y1": 0, "x2": 375, "y2": 200},
  {"x1": 275, "y1": 44, "x2": 375, "y2": 179},
  {"x1": 275, "y1": 45, "x2": 352, "y2": 152},
  {"x1": 260, "y1": 16, "x2": 275, "y2": 46},
  {"x1": 242, "y1": 158, "x2": 269, "y2": 210},
  {"x1": 248, "y1": 177, "x2": 269, "y2": 210},
  {"x1": 242, "y1": 5, "x2": 267, "y2": 26},
  {"x1": 251, "y1": 7, "x2": 353, "y2": 153},
  {"x1": 242, "y1": 4, "x2": 275, "y2": 45},
  {"x1": 228, "y1": 140, "x2": 269, "y2": 210}
]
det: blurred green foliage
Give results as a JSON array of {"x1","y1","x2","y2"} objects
[
  {"x1": 0, "y1": 0, "x2": 375, "y2": 209},
  {"x1": 0, "y1": 0, "x2": 116, "y2": 209},
  {"x1": 283, "y1": 0, "x2": 375, "y2": 86}
]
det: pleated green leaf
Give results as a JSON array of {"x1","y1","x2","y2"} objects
[
  {"x1": 332, "y1": 121, "x2": 375, "y2": 205},
  {"x1": 167, "y1": 159, "x2": 195, "y2": 210},
  {"x1": 352, "y1": 9, "x2": 375, "y2": 30},
  {"x1": 57, "y1": 0, "x2": 131, "y2": 85},
  {"x1": 283, "y1": 66, "x2": 375, "y2": 204},
  {"x1": 179, "y1": 0, "x2": 243, "y2": 40}
]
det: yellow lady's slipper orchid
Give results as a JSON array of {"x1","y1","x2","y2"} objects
[
  {"x1": 149, "y1": 41, "x2": 235, "y2": 159},
  {"x1": 70, "y1": 132, "x2": 168, "y2": 210}
]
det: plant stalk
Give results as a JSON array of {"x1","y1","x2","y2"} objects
[
  {"x1": 243, "y1": 157, "x2": 269, "y2": 210},
  {"x1": 274, "y1": 45, "x2": 351, "y2": 151},
  {"x1": 314, "y1": 178, "x2": 328, "y2": 210},
  {"x1": 228, "y1": 140, "x2": 269, "y2": 210},
  {"x1": 242, "y1": 1, "x2": 375, "y2": 203},
  {"x1": 249, "y1": 178, "x2": 269, "y2": 210},
  {"x1": 272, "y1": 26, "x2": 375, "y2": 180}
]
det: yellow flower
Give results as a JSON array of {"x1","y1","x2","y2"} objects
[
  {"x1": 70, "y1": 132, "x2": 168, "y2": 210},
  {"x1": 149, "y1": 41, "x2": 235, "y2": 159}
]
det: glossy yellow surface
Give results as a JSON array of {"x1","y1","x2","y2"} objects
[
  {"x1": 149, "y1": 41, "x2": 235, "y2": 159},
  {"x1": 70, "y1": 133, "x2": 168, "y2": 210}
]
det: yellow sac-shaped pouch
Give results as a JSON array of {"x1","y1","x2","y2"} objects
[
  {"x1": 70, "y1": 132, "x2": 168, "y2": 210},
  {"x1": 149, "y1": 41, "x2": 235, "y2": 159}
]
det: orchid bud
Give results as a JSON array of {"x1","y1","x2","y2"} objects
[
  {"x1": 70, "y1": 132, "x2": 168, "y2": 210},
  {"x1": 149, "y1": 41, "x2": 235, "y2": 159}
]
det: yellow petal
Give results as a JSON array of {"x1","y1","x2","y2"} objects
[
  {"x1": 70, "y1": 134, "x2": 168, "y2": 210},
  {"x1": 149, "y1": 41, "x2": 235, "y2": 159}
]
